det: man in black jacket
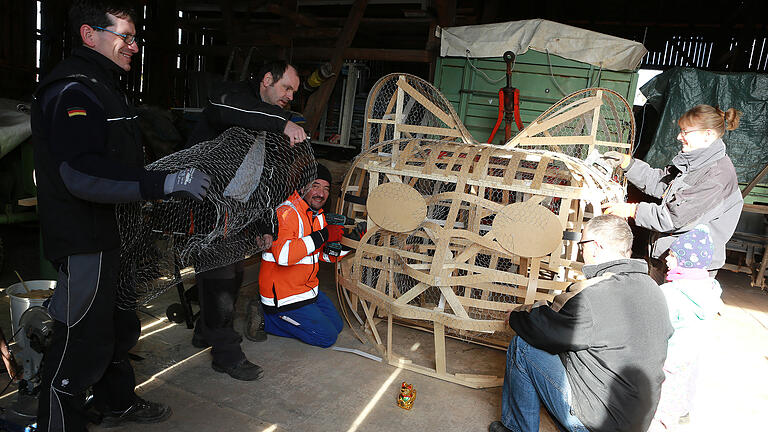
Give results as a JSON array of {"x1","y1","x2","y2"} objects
[
  {"x1": 31, "y1": 2, "x2": 210, "y2": 431},
  {"x1": 187, "y1": 61, "x2": 305, "y2": 381},
  {"x1": 489, "y1": 215, "x2": 673, "y2": 432}
]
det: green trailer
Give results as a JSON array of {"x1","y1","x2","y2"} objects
[
  {"x1": 0, "y1": 99, "x2": 39, "y2": 274},
  {"x1": 433, "y1": 19, "x2": 644, "y2": 145}
]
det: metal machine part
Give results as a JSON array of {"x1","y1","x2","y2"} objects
[{"x1": 7, "y1": 306, "x2": 54, "y2": 419}]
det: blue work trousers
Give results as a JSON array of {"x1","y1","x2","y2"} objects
[
  {"x1": 263, "y1": 291, "x2": 343, "y2": 348},
  {"x1": 502, "y1": 336, "x2": 588, "y2": 432}
]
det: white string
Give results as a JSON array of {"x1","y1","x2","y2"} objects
[
  {"x1": 545, "y1": 48, "x2": 567, "y2": 96},
  {"x1": 465, "y1": 49, "x2": 508, "y2": 84}
]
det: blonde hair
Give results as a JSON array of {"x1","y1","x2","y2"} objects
[
  {"x1": 584, "y1": 215, "x2": 633, "y2": 258},
  {"x1": 678, "y1": 104, "x2": 742, "y2": 137}
]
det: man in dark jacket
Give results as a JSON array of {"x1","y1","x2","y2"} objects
[
  {"x1": 489, "y1": 215, "x2": 673, "y2": 432},
  {"x1": 187, "y1": 61, "x2": 305, "y2": 381},
  {"x1": 31, "y1": 1, "x2": 210, "y2": 431}
]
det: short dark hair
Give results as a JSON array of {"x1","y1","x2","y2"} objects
[
  {"x1": 69, "y1": 0, "x2": 137, "y2": 44},
  {"x1": 254, "y1": 61, "x2": 295, "y2": 85}
]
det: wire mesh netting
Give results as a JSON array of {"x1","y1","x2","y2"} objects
[
  {"x1": 336, "y1": 79, "x2": 635, "y2": 384},
  {"x1": 338, "y1": 130, "x2": 632, "y2": 347},
  {"x1": 116, "y1": 127, "x2": 316, "y2": 310},
  {"x1": 510, "y1": 88, "x2": 634, "y2": 162},
  {"x1": 362, "y1": 73, "x2": 474, "y2": 153}
]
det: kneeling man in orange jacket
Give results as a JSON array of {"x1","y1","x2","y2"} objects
[{"x1": 258, "y1": 164, "x2": 348, "y2": 347}]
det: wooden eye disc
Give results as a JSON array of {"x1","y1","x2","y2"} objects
[
  {"x1": 492, "y1": 202, "x2": 563, "y2": 258},
  {"x1": 367, "y1": 183, "x2": 426, "y2": 232}
]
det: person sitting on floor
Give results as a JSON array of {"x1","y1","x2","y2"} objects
[
  {"x1": 649, "y1": 225, "x2": 724, "y2": 431},
  {"x1": 258, "y1": 164, "x2": 349, "y2": 347},
  {"x1": 489, "y1": 215, "x2": 673, "y2": 432}
]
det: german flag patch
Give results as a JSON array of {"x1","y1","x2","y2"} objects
[{"x1": 67, "y1": 107, "x2": 87, "y2": 117}]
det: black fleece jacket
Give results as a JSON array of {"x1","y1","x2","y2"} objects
[{"x1": 508, "y1": 259, "x2": 673, "y2": 432}]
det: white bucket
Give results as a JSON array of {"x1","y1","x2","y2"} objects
[{"x1": 5, "y1": 280, "x2": 55, "y2": 349}]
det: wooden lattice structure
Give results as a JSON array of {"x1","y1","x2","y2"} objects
[
  {"x1": 335, "y1": 74, "x2": 633, "y2": 388},
  {"x1": 361, "y1": 73, "x2": 474, "y2": 152}
]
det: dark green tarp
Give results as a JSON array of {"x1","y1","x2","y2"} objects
[{"x1": 640, "y1": 67, "x2": 768, "y2": 184}]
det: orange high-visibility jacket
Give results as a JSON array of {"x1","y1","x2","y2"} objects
[{"x1": 259, "y1": 191, "x2": 347, "y2": 313}]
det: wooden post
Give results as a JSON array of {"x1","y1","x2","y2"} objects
[{"x1": 303, "y1": 0, "x2": 368, "y2": 134}]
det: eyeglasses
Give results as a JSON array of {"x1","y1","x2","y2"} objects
[
  {"x1": 679, "y1": 129, "x2": 707, "y2": 137},
  {"x1": 92, "y1": 26, "x2": 137, "y2": 45},
  {"x1": 577, "y1": 239, "x2": 597, "y2": 250}
]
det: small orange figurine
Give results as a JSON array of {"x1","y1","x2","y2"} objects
[{"x1": 396, "y1": 381, "x2": 416, "y2": 410}]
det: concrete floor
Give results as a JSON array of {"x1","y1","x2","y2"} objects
[
  {"x1": 0, "y1": 261, "x2": 766, "y2": 431},
  {"x1": 0, "y1": 171, "x2": 766, "y2": 431}
]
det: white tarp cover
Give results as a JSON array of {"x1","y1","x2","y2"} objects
[
  {"x1": 440, "y1": 18, "x2": 647, "y2": 71},
  {"x1": 0, "y1": 98, "x2": 32, "y2": 160}
]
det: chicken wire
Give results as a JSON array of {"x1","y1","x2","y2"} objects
[
  {"x1": 348, "y1": 140, "x2": 589, "y2": 343},
  {"x1": 512, "y1": 87, "x2": 634, "y2": 161},
  {"x1": 116, "y1": 127, "x2": 316, "y2": 310},
  {"x1": 362, "y1": 73, "x2": 473, "y2": 153}
]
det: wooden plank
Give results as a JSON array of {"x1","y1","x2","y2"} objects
[
  {"x1": 516, "y1": 96, "x2": 603, "y2": 139},
  {"x1": 742, "y1": 203, "x2": 768, "y2": 214},
  {"x1": 434, "y1": 323, "x2": 447, "y2": 374},
  {"x1": 513, "y1": 136, "x2": 631, "y2": 149},
  {"x1": 741, "y1": 161, "x2": 768, "y2": 198},
  {"x1": 394, "y1": 282, "x2": 431, "y2": 305},
  {"x1": 360, "y1": 299, "x2": 383, "y2": 345},
  {"x1": 395, "y1": 124, "x2": 464, "y2": 138},
  {"x1": 266, "y1": 3, "x2": 319, "y2": 27},
  {"x1": 530, "y1": 156, "x2": 552, "y2": 190},
  {"x1": 438, "y1": 286, "x2": 471, "y2": 319},
  {"x1": 387, "y1": 314, "x2": 393, "y2": 362},
  {"x1": 388, "y1": 357, "x2": 502, "y2": 389},
  {"x1": 524, "y1": 259, "x2": 541, "y2": 304},
  {"x1": 397, "y1": 78, "x2": 456, "y2": 127},
  {"x1": 589, "y1": 90, "x2": 603, "y2": 153},
  {"x1": 367, "y1": 118, "x2": 397, "y2": 125},
  {"x1": 367, "y1": 164, "x2": 590, "y2": 199}
]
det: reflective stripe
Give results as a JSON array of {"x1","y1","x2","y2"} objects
[
  {"x1": 209, "y1": 100, "x2": 287, "y2": 121},
  {"x1": 262, "y1": 252, "x2": 319, "y2": 265},
  {"x1": 106, "y1": 115, "x2": 138, "y2": 121},
  {"x1": 278, "y1": 239, "x2": 291, "y2": 265},
  {"x1": 260, "y1": 286, "x2": 318, "y2": 306},
  {"x1": 262, "y1": 251, "x2": 275, "y2": 262},
  {"x1": 301, "y1": 235, "x2": 315, "y2": 253}
]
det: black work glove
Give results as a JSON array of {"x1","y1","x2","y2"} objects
[
  {"x1": 347, "y1": 222, "x2": 367, "y2": 240},
  {"x1": 164, "y1": 167, "x2": 211, "y2": 201}
]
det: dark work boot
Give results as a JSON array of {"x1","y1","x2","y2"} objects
[
  {"x1": 100, "y1": 397, "x2": 171, "y2": 428},
  {"x1": 212, "y1": 358, "x2": 264, "y2": 381},
  {"x1": 244, "y1": 298, "x2": 268, "y2": 342},
  {"x1": 488, "y1": 421, "x2": 513, "y2": 432}
]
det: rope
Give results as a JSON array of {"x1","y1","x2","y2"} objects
[
  {"x1": 545, "y1": 48, "x2": 568, "y2": 96},
  {"x1": 465, "y1": 49, "x2": 508, "y2": 84}
]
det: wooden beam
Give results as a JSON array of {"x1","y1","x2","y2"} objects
[
  {"x1": 278, "y1": 0, "x2": 297, "y2": 60},
  {"x1": 434, "y1": 0, "x2": 456, "y2": 27},
  {"x1": 292, "y1": 27, "x2": 342, "y2": 39},
  {"x1": 266, "y1": 3, "x2": 319, "y2": 27},
  {"x1": 303, "y1": 0, "x2": 368, "y2": 134},
  {"x1": 292, "y1": 47, "x2": 431, "y2": 63}
]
